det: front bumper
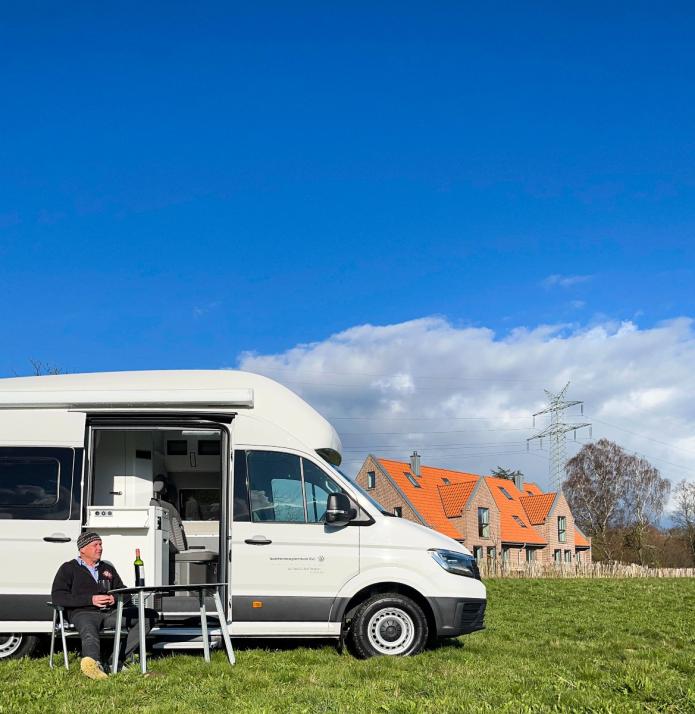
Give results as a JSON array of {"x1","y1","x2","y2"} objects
[{"x1": 427, "y1": 596, "x2": 486, "y2": 638}]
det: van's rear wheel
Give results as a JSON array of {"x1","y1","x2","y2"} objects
[
  {"x1": 0, "y1": 633, "x2": 39, "y2": 660},
  {"x1": 349, "y1": 593, "x2": 428, "y2": 658}
]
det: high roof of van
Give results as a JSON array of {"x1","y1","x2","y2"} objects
[{"x1": 0, "y1": 370, "x2": 343, "y2": 465}]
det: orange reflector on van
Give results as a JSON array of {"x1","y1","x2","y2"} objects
[{"x1": 252, "y1": 601, "x2": 263, "y2": 608}]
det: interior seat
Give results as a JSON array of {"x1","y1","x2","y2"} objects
[{"x1": 152, "y1": 475, "x2": 218, "y2": 584}]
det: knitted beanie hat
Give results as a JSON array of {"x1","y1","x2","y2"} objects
[{"x1": 77, "y1": 532, "x2": 101, "y2": 550}]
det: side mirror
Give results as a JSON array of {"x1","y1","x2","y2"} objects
[{"x1": 325, "y1": 493, "x2": 355, "y2": 527}]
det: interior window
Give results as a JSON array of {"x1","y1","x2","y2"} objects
[
  {"x1": 247, "y1": 451, "x2": 304, "y2": 523},
  {"x1": 303, "y1": 458, "x2": 345, "y2": 523},
  {"x1": 179, "y1": 489, "x2": 220, "y2": 521}
]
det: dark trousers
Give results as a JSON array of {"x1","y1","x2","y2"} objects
[{"x1": 70, "y1": 606, "x2": 158, "y2": 662}]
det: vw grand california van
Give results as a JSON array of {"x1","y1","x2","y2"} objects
[{"x1": 0, "y1": 370, "x2": 485, "y2": 659}]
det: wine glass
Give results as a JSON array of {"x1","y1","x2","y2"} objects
[{"x1": 97, "y1": 579, "x2": 111, "y2": 609}]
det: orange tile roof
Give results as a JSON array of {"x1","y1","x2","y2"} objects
[
  {"x1": 522, "y1": 482, "x2": 543, "y2": 496},
  {"x1": 575, "y1": 526, "x2": 591, "y2": 548},
  {"x1": 520, "y1": 493, "x2": 556, "y2": 525},
  {"x1": 485, "y1": 476, "x2": 547, "y2": 545},
  {"x1": 377, "y1": 458, "x2": 477, "y2": 540},
  {"x1": 438, "y1": 481, "x2": 477, "y2": 518}
]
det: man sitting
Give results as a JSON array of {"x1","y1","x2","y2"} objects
[{"x1": 51, "y1": 532, "x2": 157, "y2": 679}]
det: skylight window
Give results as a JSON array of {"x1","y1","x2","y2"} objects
[
  {"x1": 405, "y1": 472, "x2": 421, "y2": 488},
  {"x1": 442, "y1": 477, "x2": 450, "y2": 485},
  {"x1": 512, "y1": 515, "x2": 527, "y2": 528},
  {"x1": 499, "y1": 486, "x2": 513, "y2": 500}
]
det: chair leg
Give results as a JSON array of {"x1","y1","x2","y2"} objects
[
  {"x1": 49, "y1": 610, "x2": 57, "y2": 669},
  {"x1": 58, "y1": 611, "x2": 69, "y2": 670}
]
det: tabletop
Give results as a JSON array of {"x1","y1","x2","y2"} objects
[{"x1": 109, "y1": 583, "x2": 226, "y2": 595}]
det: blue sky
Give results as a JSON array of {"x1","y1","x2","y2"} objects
[
  {"x1": 2, "y1": 3, "x2": 694, "y2": 375},
  {"x1": 2, "y1": 4, "x2": 695, "y2": 487}
]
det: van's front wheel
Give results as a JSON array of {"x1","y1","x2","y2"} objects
[
  {"x1": 0, "y1": 633, "x2": 39, "y2": 660},
  {"x1": 348, "y1": 594, "x2": 428, "y2": 658}
]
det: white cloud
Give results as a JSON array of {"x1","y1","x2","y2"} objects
[
  {"x1": 542, "y1": 274, "x2": 592, "y2": 288},
  {"x1": 237, "y1": 316, "x2": 695, "y2": 497}
]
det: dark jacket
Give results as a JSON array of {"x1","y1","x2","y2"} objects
[{"x1": 51, "y1": 559, "x2": 127, "y2": 614}]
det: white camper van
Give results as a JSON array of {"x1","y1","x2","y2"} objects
[{"x1": 0, "y1": 370, "x2": 486, "y2": 660}]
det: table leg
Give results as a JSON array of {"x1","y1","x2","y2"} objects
[
  {"x1": 49, "y1": 609, "x2": 56, "y2": 670},
  {"x1": 59, "y1": 610, "x2": 69, "y2": 670},
  {"x1": 199, "y1": 591, "x2": 210, "y2": 663},
  {"x1": 138, "y1": 592, "x2": 147, "y2": 674},
  {"x1": 212, "y1": 589, "x2": 235, "y2": 665},
  {"x1": 112, "y1": 596, "x2": 124, "y2": 674}
]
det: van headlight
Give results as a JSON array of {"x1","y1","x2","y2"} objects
[{"x1": 429, "y1": 549, "x2": 480, "y2": 579}]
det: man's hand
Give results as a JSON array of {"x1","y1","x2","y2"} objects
[{"x1": 92, "y1": 594, "x2": 115, "y2": 607}]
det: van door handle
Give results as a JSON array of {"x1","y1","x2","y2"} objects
[
  {"x1": 44, "y1": 534, "x2": 72, "y2": 543},
  {"x1": 244, "y1": 536, "x2": 272, "y2": 545}
]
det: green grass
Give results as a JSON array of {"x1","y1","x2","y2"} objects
[{"x1": 1, "y1": 579, "x2": 694, "y2": 713}]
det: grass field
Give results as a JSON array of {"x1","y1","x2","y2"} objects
[{"x1": 1, "y1": 578, "x2": 694, "y2": 713}]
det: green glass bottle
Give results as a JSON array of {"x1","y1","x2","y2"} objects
[{"x1": 134, "y1": 548, "x2": 145, "y2": 587}]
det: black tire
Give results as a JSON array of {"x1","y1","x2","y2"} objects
[
  {"x1": 0, "y1": 633, "x2": 39, "y2": 660},
  {"x1": 348, "y1": 593, "x2": 428, "y2": 659}
]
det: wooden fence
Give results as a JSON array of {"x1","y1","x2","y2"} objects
[{"x1": 478, "y1": 561, "x2": 695, "y2": 578}]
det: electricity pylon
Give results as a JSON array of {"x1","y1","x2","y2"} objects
[{"x1": 527, "y1": 382, "x2": 591, "y2": 491}]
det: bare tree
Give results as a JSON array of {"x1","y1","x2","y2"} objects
[
  {"x1": 564, "y1": 439, "x2": 669, "y2": 563},
  {"x1": 622, "y1": 455, "x2": 670, "y2": 565},
  {"x1": 564, "y1": 439, "x2": 629, "y2": 561},
  {"x1": 29, "y1": 360, "x2": 63, "y2": 375},
  {"x1": 672, "y1": 480, "x2": 695, "y2": 565}
]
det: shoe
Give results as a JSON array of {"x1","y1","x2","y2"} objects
[{"x1": 80, "y1": 657, "x2": 109, "y2": 680}]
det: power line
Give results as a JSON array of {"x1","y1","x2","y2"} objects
[
  {"x1": 587, "y1": 416, "x2": 695, "y2": 458},
  {"x1": 245, "y1": 367, "x2": 547, "y2": 384}
]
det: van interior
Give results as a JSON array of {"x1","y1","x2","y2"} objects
[{"x1": 89, "y1": 425, "x2": 224, "y2": 617}]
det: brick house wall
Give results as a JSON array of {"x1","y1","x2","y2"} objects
[
  {"x1": 449, "y1": 480, "x2": 500, "y2": 559},
  {"x1": 354, "y1": 455, "x2": 423, "y2": 525},
  {"x1": 534, "y1": 492, "x2": 575, "y2": 565}
]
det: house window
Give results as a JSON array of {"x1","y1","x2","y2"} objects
[
  {"x1": 526, "y1": 548, "x2": 535, "y2": 563},
  {"x1": 367, "y1": 471, "x2": 376, "y2": 489},
  {"x1": 554, "y1": 549, "x2": 562, "y2": 563},
  {"x1": 558, "y1": 516, "x2": 567, "y2": 543},
  {"x1": 442, "y1": 477, "x2": 450, "y2": 485},
  {"x1": 473, "y1": 545, "x2": 483, "y2": 561},
  {"x1": 478, "y1": 507, "x2": 490, "y2": 538},
  {"x1": 405, "y1": 472, "x2": 421, "y2": 488},
  {"x1": 499, "y1": 486, "x2": 513, "y2": 500},
  {"x1": 576, "y1": 551, "x2": 582, "y2": 564},
  {"x1": 487, "y1": 546, "x2": 496, "y2": 560},
  {"x1": 564, "y1": 550, "x2": 572, "y2": 563},
  {"x1": 512, "y1": 515, "x2": 527, "y2": 528},
  {"x1": 502, "y1": 546, "x2": 510, "y2": 563},
  {"x1": 394, "y1": 506, "x2": 402, "y2": 517}
]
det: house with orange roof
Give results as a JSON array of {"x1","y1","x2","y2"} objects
[{"x1": 355, "y1": 453, "x2": 591, "y2": 566}]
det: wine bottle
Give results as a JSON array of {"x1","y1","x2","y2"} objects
[{"x1": 134, "y1": 548, "x2": 145, "y2": 587}]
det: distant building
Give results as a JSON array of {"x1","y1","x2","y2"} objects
[{"x1": 355, "y1": 453, "x2": 591, "y2": 565}]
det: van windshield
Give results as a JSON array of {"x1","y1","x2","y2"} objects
[{"x1": 331, "y1": 467, "x2": 392, "y2": 516}]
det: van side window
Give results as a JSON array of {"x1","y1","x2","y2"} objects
[
  {"x1": 302, "y1": 459, "x2": 345, "y2": 523},
  {"x1": 0, "y1": 447, "x2": 80, "y2": 520},
  {"x1": 246, "y1": 451, "x2": 304, "y2": 523},
  {"x1": 233, "y1": 450, "x2": 250, "y2": 522}
]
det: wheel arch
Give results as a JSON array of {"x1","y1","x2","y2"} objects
[{"x1": 334, "y1": 581, "x2": 436, "y2": 642}]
